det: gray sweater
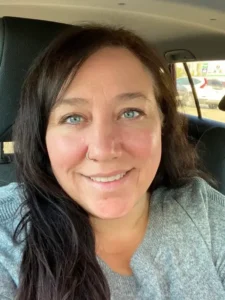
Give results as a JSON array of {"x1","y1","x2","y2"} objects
[{"x1": 1, "y1": 177, "x2": 225, "y2": 299}]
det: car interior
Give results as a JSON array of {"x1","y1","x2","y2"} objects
[{"x1": 0, "y1": 0, "x2": 225, "y2": 193}]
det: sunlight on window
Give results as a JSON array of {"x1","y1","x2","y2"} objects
[
  {"x1": 3, "y1": 142, "x2": 14, "y2": 154},
  {"x1": 175, "y1": 61, "x2": 225, "y2": 123}
]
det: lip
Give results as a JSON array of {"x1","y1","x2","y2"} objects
[{"x1": 82, "y1": 169, "x2": 133, "y2": 191}]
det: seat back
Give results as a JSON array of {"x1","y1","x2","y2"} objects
[
  {"x1": 219, "y1": 95, "x2": 225, "y2": 111},
  {"x1": 0, "y1": 17, "x2": 72, "y2": 186},
  {"x1": 196, "y1": 126, "x2": 225, "y2": 194}
]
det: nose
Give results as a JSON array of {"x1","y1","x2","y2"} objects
[{"x1": 87, "y1": 121, "x2": 122, "y2": 162}]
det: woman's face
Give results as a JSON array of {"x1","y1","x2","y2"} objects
[{"x1": 46, "y1": 47, "x2": 162, "y2": 219}]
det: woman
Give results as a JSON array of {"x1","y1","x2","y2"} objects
[{"x1": 0, "y1": 24, "x2": 225, "y2": 300}]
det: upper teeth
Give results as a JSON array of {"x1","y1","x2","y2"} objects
[{"x1": 90, "y1": 172, "x2": 127, "y2": 182}]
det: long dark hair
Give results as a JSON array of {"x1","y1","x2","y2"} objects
[{"x1": 13, "y1": 24, "x2": 208, "y2": 300}]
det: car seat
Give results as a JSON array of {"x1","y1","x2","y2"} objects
[{"x1": 0, "y1": 16, "x2": 71, "y2": 186}]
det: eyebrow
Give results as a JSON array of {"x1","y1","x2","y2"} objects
[
  {"x1": 54, "y1": 92, "x2": 150, "y2": 109},
  {"x1": 115, "y1": 92, "x2": 150, "y2": 102},
  {"x1": 53, "y1": 97, "x2": 89, "y2": 109}
]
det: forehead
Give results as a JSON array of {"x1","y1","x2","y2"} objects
[{"x1": 63, "y1": 47, "x2": 155, "y2": 99}]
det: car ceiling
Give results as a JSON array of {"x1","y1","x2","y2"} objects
[{"x1": 0, "y1": 0, "x2": 225, "y2": 62}]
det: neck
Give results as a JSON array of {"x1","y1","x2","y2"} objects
[{"x1": 90, "y1": 193, "x2": 150, "y2": 254}]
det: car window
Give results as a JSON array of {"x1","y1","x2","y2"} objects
[
  {"x1": 3, "y1": 142, "x2": 14, "y2": 154},
  {"x1": 207, "y1": 79, "x2": 223, "y2": 89},
  {"x1": 177, "y1": 78, "x2": 189, "y2": 85},
  {"x1": 175, "y1": 61, "x2": 225, "y2": 123},
  {"x1": 192, "y1": 78, "x2": 201, "y2": 84}
]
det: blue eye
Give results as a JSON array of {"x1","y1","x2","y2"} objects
[
  {"x1": 122, "y1": 110, "x2": 141, "y2": 119},
  {"x1": 65, "y1": 115, "x2": 84, "y2": 124}
]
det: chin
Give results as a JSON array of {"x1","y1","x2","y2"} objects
[
  {"x1": 92, "y1": 198, "x2": 134, "y2": 219},
  {"x1": 96, "y1": 210, "x2": 129, "y2": 220}
]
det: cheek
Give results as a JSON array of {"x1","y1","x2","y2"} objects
[
  {"x1": 121, "y1": 125, "x2": 161, "y2": 161},
  {"x1": 121, "y1": 125, "x2": 162, "y2": 189},
  {"x1": 46, "y1": 130, "x2": 86, "y2": 171}
]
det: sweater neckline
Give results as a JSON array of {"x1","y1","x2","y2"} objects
[{"x1": 96, "y1": 187, "x2": 165, "y2": 280}]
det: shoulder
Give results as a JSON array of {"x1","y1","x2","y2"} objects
[
  {"x1": 0, "y1": 182, "x2": 23, "y2": 224},
  {"x1": 170, "y1": 176, "x2": 225, "y2": 214},
  {"x1": 164, "y1": 177, "x2": 225, "y2": 270},
  {"x1": 153, "y1": 177, "x2": 225, "y2": 253},
  {"x1": 164, "y1": 177, "x2": 225, "y2": 230},
  {"x1": 0, "y1": 181, "x2": 25, "y2": 244},
  {"x1": 0, "y1": 182, "x2": 21, "y2": 200},
  {"x1": 0, "y1": 183, "x2": 26, "y2": 288},
  {"x1": 153, "y1": 176, "x2": 225, "y2": 213},
  {"x1": 174, "y1": 177, "x2": 225, "y2": 286}
]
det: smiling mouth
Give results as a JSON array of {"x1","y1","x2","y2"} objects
[
  {"x1": 84, "y1": 169, "x2": 132, "y2": 183},
  {"x1": 89, "y1": 171, "x2": 127, "y2": 183}
]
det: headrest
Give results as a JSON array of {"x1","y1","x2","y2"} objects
[
  {"x1": 219, "y1": 95, "x2": 225, "y2": 111},
  {"x1": 0, "y1": 17, "x2": 72, "y2": 142}
]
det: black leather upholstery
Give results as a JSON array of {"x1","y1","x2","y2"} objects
[
  {"x1": 219, "y1": 95, "x2": 225, "y2": 111},
  {"x1": 0, "y1": 17, "x2": 72, "y2": 186},
  {"x1": 0, "y1": 163, "x2": 16, "y2": 187},
  {"x1": 0, "y1": 16, "x2": 71, "y2": 142},
  {"x1": 196, "y1": 127, "x2": 225, "y2": 194}
]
